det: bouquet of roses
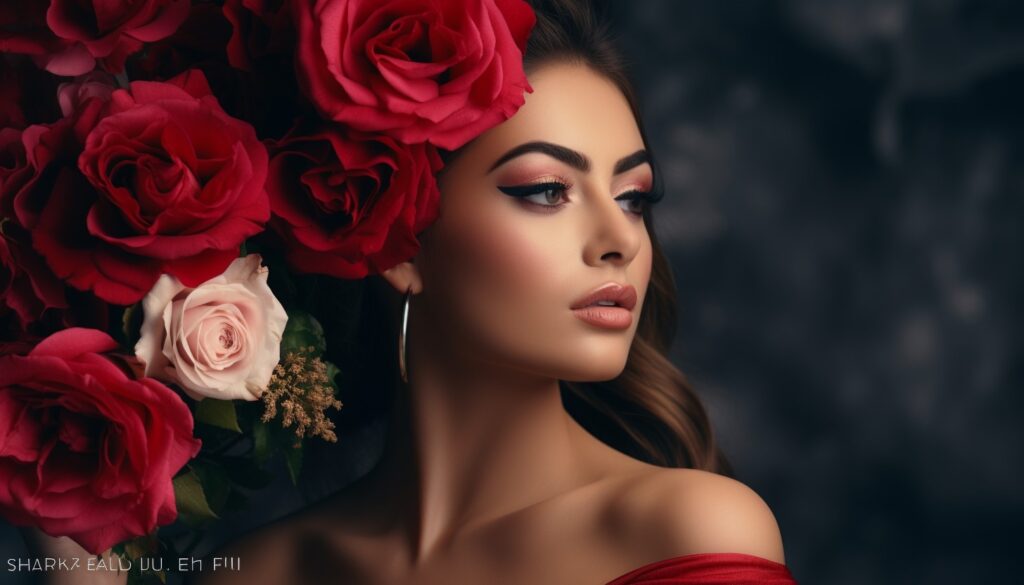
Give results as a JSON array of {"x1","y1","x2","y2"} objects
[{"x1": 0, "y1": 0, "x2": 534, "y2": 581}]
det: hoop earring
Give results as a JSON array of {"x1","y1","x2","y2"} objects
[{"x1": 399, "y1": 286, "x2": 412, "y2": 384}]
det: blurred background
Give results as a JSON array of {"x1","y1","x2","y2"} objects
[
  {"x1": 604, "y1": 1, "x2": 1024, "y2": 583},
  {"x1": 3, "y1": 1, "x2": 1022, "y2": 584}
]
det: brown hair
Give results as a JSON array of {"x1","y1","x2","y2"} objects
[
  {"x1": 337, "y1": 0, "x2": 730, "y2": 475},
  {"x1": 525, "y1": 0, "x2": 731, "y2": 472}
]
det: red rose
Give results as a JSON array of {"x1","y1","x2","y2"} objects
[
  {"x1": 9, "y1": 69, "x2": 270, "y2": 305},
  {"x1": 0, "y1": 224, "x2": 68, "y2": 330},
  {"x1": 128, "y1": 3, "x2": 235, "y2": 82},
  {"x1": 0, "y1": 221, "x2": 106, "y2": 336},
  {"x1": 0, "y1": 61, "x2": 61, "y2": 130},
  {"x1": 56, "y1": 71, "x2": 117, "y2": 118},
  {"x1": 224, "y1": 0, "x2": 295, "y2": 71},
  {"x1": 0, "y1": 69, "x2": 26, "y2": 130},
  {"x1": 0, "y1": 0, "x2": 190, "y2": 75},
  {"x1": 266, "y1": 124, "x2": 442, "y2": 277},
  {"x1": 0, "y1": 127, "x2": 29, "y2": 218},
  {"x1": 0, "y1": 3, "x2": 81, "y2": 75},
  {"x1": 0, "y1": 328, "x2": 201, "y2": 554},
  {"x1": 292, "y1": 0, "x2": 535, "y2": 150},
  {"x1": 2, "y1": 129, "x2": 109, "y2": 334}
]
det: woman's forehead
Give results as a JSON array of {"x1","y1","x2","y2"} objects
[{"x1": 462, "y1": 62, "x2": 646, "y2": 172}]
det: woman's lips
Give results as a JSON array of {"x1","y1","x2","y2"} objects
[
  {"x1": 572, "y1": 305, "x2": 633, "y2": 329},
  {"x1": 570, "y1": 282, "x2": 637, "y2": 330}
]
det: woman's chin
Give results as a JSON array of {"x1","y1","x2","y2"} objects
[{"x1": 555, "y1": 357, "x2": 630, "y2": 383}]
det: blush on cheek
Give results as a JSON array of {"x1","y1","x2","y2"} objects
[
  {"x1": 442, "y1": 210, "x2": 551, "y2": 301},
  {"x1": 424, "y1": 197, "x2": 571, "y2": 359}
]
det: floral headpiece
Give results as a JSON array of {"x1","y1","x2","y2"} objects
[{"x1": 0, "y1": 0, "x2": 535, "y2": 571}]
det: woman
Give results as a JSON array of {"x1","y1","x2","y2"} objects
[
  {"x1": 189, "y1": 1, "x2": 796, "y2": 583},
  {"x1": 22, "y1": 1, "x2": 798, "y2": 583}
]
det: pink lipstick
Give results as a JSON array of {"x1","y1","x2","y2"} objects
[{"x1": 570, "y1": 282, "x2": 637, "y2": 330}]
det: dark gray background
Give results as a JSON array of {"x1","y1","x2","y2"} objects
[
  {"x1": 605, "y1": 1, "x2": 1024, "y2": 583},
  {"x1": 3, "y1": 1, "x2": 1023, "y2": 584}
]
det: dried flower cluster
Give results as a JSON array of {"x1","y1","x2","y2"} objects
[{"x1": 261, "y1": 349, "x2": 343, "y2": 446}]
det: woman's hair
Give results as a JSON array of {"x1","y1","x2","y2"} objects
[
  {"x1": 523, "y1": 0, "x2": 731, "y2": 473},
  {"x1": 337, "y1": 0, "x2": 731, "y2": 474}
]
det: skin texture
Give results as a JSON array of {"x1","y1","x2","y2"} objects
[{"x1": 20, "y1": 62, "x2": 786, "y2": 585}]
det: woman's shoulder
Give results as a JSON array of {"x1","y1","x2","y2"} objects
[
  {"x1": 184, "y1": 512, "x2": 301, "y2": 585},
  {"x1": 599, "y1": 466, "x2": 786, "y2": 566},
  {"x1": 184, "y1": 490, "x2": 345, "y2": 585}
]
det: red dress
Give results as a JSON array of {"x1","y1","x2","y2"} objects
[{"x1": 605, "y1": 552, "x2": 798, "y2": 584}]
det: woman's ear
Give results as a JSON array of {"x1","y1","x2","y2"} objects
[{"x1": 380, "y1": 260, "x2": 424, "y2": 295}]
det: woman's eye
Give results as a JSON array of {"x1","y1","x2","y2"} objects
[
  {"x1": 497, "y1": 181, "x2": 570, "y2": 207},
  {"x1": 615, "y1": 190, "x2": 654, "y2": 215}
]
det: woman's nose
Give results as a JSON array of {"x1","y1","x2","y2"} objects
[{"x1": 581, "y1": 186, "x2": 642, "y2": 267}]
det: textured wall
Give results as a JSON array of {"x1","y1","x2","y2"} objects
[{"x1": 605, "y1": 1, "x2": 1024, "y2": 583}]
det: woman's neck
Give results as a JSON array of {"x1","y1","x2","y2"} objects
[{"x1": 365, "y1": 339, "x2": 603, "y2": 565}]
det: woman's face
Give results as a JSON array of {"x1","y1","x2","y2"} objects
[{"x1": 413, "y1": 62, "x2": 654, "y2": 381}]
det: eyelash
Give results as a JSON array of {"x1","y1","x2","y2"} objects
[{"x1": 497, "y1": 181, "x2": 662, "y2": 215}]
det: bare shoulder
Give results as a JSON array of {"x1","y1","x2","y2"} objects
[
  {"x1": 184, "y1": 494, "x2": 337, "y2": 585},
  {"x1": 184, "y1": 516, "x2": 297, "y2": 585},
  {"x1": 601, "y1": 467, "x2": 786, "y2": 565}
]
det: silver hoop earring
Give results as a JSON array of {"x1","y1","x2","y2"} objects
[{"x1": 399, "y1": 286, "x2": 412, "y2": 384}]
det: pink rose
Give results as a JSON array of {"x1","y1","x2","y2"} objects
[
  {"x1": 135, "y1": 254, "x2": 288, "y2": 401},
  {"x1": 0, "y1": 328, "x2": 201, "y2": 554},
  {"x1": 292, "y1": 0, "x2": 535, "y2": 149}
]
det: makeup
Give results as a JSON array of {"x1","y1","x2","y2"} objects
[
  {"x1": 570, "y1": 282, "x2": 638, "y2": 330},
  {"x1": 572, "y1": 305, "x2": 633, "y2": 329}
]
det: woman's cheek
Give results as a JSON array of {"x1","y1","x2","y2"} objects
[{"x1": 425, "y1": 197, "x2": 575, "y2": 360}]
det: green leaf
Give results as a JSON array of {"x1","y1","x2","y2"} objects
[
  {"x1": 111, "y1": 542, "x2": 126, "y2": 558},
  {"x1": 252, "y1": 419, "x2": 271, "y2": 465},
  {"x1": 232, "y1": 397, "x2": 262, "y2": 432},
  {"x1": 223, "y1": 488, "x2": 251, "y2": 513},
  {"x1": 325, "y1": 361, "x2": 341, "y2": 392},
  {"x1": 220, "y1": 455, "x2": 274, "y2": 490},
  {"x1": 172, "y1": 469, "x2": 219, "y2": 527},
  {"x1": 121, "y1": 303, "x2": 143, "y2": 348},
  {"x1": 284, "y1": 443, "x2": 303, "y2": 486},
  {"x1": 279, "y1": 310, "x2": 327, "y2": 355},
  {"x1": 122, "y1": 533, "x2": 159, "y2": 560},
  {"x1": 195, "y1": 399, "x2": 242, "y2": 433},
  {"x1": 191, "y1": 461, "x2": 231, "y2": 515}
]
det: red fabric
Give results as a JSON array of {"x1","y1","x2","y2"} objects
[{"x1": 605, "y1": 552, "x2": 798, "y2": 585}]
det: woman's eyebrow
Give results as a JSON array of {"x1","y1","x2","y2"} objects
[
  {"x1": 488, "y1": 141, "x2": 588, "y2": 172},
  {"x1": 487, "y1": 141, "x2": 650, "y2": 175},
  {"x1": 613, "y1": 150, "x2": 650, "y2": 175}
]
